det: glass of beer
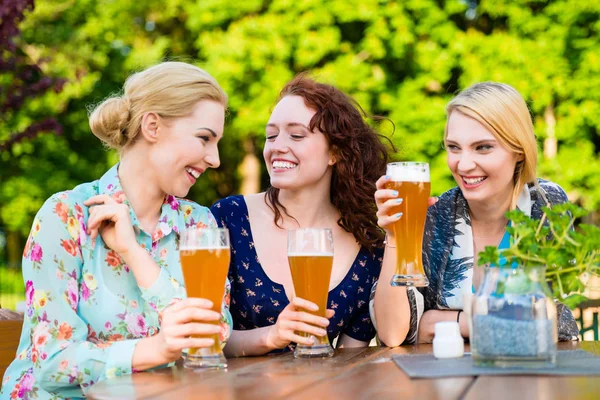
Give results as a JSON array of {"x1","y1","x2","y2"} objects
[
  {"x1": 386, "y1": 162, "x2": 430, "y2": 287},
  {"x1": 179, "y1": 227, "x2": 230, "y2": 369},
  {"x1": 287, "y1": 228, "x2": 335, "y2": 358}
]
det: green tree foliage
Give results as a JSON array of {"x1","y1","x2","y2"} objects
[
  {"x1": 1, "y1": 0, "x2": 66, "y2": 237},
  {"x1": 1, "y1": 0, "x2": 599, "y2": 261}
]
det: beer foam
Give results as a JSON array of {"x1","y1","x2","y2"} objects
[
  {"x1": 288, "y1": 252, "x2": 334, "y2": 257},
  {"x1": 387, "y1": 162, "x2": 430, "y2": 182}
]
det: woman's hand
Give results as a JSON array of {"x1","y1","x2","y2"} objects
[
  {"x1": 156, "y1": 298, "x2": 222, "y2": 363},
  {"x1": 265, "y1": 297, "x2": 334, "y2": 350},
  {"x1": 84, "y1": 194, "x2": 138, "y2": 255},
  {"x1": 374, "y1": 175, "x2": 439, "y2": 238}
]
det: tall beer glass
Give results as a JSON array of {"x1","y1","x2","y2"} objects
[
  {"x1": 179, "y1": 227, "x2": 230, "y2": 369},
  {"x1": 386, "y1": 162, "x2": 430, "y2": 287},
  {"x1": 287, "y1": 228, "x2": 335, "y2": 358}
]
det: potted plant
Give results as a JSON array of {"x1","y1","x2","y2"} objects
[{"x1": 470, "y1": 202, "x2": 600, "y2": 367}]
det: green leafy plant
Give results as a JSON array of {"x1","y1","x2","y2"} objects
[{"x1": 478, "y1": 202, "x2": 600, "y2": 309}]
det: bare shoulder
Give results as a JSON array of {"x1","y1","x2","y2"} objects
[{"x1": 244, "y1": 192, "x2": 268, "y2": 214}]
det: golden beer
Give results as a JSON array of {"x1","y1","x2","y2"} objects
[
  {"x1": 288, "y1": 253, "x2": 333, "y2": 345},
  {"x1": 386, "y1": 162, "x2": 430, "y2": 287},
  {"x1": 180, "y1": 248, "x2": 230, "y2": 355},
  {"x1": 287, "y1": 228, "x2": 335, "y2": 358}
]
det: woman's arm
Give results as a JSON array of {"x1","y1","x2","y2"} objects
[
  {"x1": 372, "y1": 245, "x2": 412, "y2": 346},
  {"x1": 84, "y1": 195, "x2": 187, "y2": 314},
  {"x1": 417, "y1": 309, "x2": 469, "y2": 343},
  {"x1": 370, "y1": 176, "x2": 413, "y2": 346},
  {"x1": 371, "y1": 176, "x2": 439, "y2": 347},
  {"x1": 336, "y1": 334, "x2": 369, "y2": 348},
  {"x1": 224, "y1": 326, "x2": 276, "y2": 357},
  {"x1": 224, "y1": 297, "x2": 333, "y2": 357},
  {"x1": 21, "y1": 195, "x2": 151, "y2": 395},
  {"x1": 85, "y1": 197, "x2": 233, "y2": 345}
]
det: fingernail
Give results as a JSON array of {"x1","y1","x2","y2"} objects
[
  {"x1": 396, "y1": 198, "x2": 403, "y2": 204},
  {"x1": 318, "y1": 330, "x2": 327, "y2": 336},
  {"x1": 392, "y1": 191, "x2": 399, "y2": 196},
  {"x1": 396, "y1": 212, "x2": 403, "y2": 218}
]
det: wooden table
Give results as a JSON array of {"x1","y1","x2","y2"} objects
[
  {"x1": 88, "y1": 341, "x2": 600, "y2": 400},
  {"x1": 0, "y1": 313, "x2": 24, "y2": 378}
]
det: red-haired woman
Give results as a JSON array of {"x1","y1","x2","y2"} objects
[{"x1": 211, "y1": 76, "x2": 392, "y2": 356}]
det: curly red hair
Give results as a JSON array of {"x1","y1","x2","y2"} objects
[{"x1": 265, "y1": 75, "x2": 394, "y2": 249}]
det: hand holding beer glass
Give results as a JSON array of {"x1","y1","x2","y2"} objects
[
  {"x1": 382, "y1": 162, "x2": 430, "y2": 287},
  {"x1": 287, "y1": 228, "x2": 335, "y2": 358},
  {"x1": 179, "y1": 227, "x2": 230, "y2": 369}
]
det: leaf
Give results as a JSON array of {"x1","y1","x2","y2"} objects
[
  {"x1": 477, "y1": 246, "x2": 500, "y2": 266},
  {"x1": 562, "y1": 294, "x2": 589, "y2": 310}
]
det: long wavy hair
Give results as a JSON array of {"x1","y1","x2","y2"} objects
[{"x1": 265, "y1": 75, "x2": 394, "y2": 249}]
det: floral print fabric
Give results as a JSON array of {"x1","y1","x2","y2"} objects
[
  {"x1": 211, "y1": 195, "x2": 381, "y2": 350},
  {"x1": 1, "y1": 164, "x2": 232, "y2": 400}
]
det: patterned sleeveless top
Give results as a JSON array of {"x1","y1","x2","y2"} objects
[{"x1": 211, "y1": 195, "x2": 382, "y2": 349}]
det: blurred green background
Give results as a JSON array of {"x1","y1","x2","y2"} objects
[{"x1": 2, "y1": 0, "x2": 600, "y2": 310}]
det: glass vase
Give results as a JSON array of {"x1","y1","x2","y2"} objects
[{"x1": 470, "y1": 265, "x2": 558, "y2": 368}]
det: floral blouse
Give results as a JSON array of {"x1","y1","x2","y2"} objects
[
  {"x1": 211, "y1": 195, "x2": 382, "y2": 350},
  {"x1": 1, "y1": 164, "x2": 232, "y2": 400}
]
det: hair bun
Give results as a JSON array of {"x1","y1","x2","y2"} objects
[{"x1": 89, "y1": 96, "x2": 131, "y2": 150}]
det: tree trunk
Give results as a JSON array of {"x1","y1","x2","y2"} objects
[
  {"x1": 238, "y1": 138, "x2": 261, "y2": 195},
  {"x1": 6, "y1": 231, "x2": 21, "y2": 270}
]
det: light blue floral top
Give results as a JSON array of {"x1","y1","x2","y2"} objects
[{"x1": 1, "y1": 164, "x2": 232, "y2": 400}]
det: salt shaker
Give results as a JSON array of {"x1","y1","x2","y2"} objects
[{"x1": 432, "y1": 321, "x2": 464, "y2": 359}]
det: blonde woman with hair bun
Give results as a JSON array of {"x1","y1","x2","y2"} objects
[
  {"x1": 2, "y1": 62, "x2": 232, "y2": 399},
  {"x1": 371, "y1": 82, "x2": 579, "y2": 347}
]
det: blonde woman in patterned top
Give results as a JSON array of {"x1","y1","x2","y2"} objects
[
  {"x1": 1, "y1": 62, "x2": 233, "y2": 400},
  {"x1": 371, "y1": 82, "x2": 578, "y2": 346}
]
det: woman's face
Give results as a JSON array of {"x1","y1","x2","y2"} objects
[
  {"x1": 148, "y1": 100, "x2": 225, "y2": 198},
  {"x1": 263, "y1": 95, "x2": 335, "y2": 191},
  {"x1": 445, "y1": 111, "x2": 522, "y2": 206}
]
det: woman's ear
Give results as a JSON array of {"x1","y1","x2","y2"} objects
[
  {"x1": 328, "y1": 145, "x2": 339, "y2": 166},
  {"x1": 140, "y1": 112, "x2": 160, "y2": 143}
]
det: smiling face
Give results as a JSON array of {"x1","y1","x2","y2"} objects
[
  {"x1": 445, "y1": 111, "x2": 523, "y2": 206},
  {"x1": 263, "y1": 95, "x2": 335, "y2": 191},
  {"x1": 148, "y1": 100, "x2": 225, "y2": 198}
]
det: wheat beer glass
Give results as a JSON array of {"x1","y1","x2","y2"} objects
[
  {"x1": 287, "y1": 228, "x2": 335, "y2": 358},
  {"x1": 386, "y1": 162, "x2": 430, "y2": 287},
  {"x1": 179, "y1": 227, "x2": 230, "y2": 369}
]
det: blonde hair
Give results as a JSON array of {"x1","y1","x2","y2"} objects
[
  {"x1": 89, "y1": 61, "x2": 227, "y2": 151},
  {"x1": 446, "y1": 82, "x2": 538, "y2": 209}
]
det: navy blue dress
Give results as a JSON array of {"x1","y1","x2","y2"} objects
[{"x1": 211, "y1": 195, "x2": 382, "y2": 349}]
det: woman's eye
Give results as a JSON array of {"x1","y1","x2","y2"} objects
[
  {"x1": 198, "y1": 136, "x2": 210, "y2": 142},
  {"x1": 446, "y1": 144, "x2": 459, "y2": 151},
  {"x1": 290, "y1": 134, "x2": 305, "y2": 140},
  {"x1": 477, "y1": 145, "x2": 493, "y2": 151},
  {"x1": 266, "y1": 134, "x2": 277, "y2": 141}
]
